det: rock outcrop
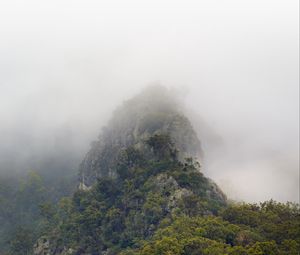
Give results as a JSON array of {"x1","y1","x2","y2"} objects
[
  {"x1": 34, "y1": 85, "x2": 227, "y2": 255},
  {"x1": 79, "y1": 85, "x2": 202, "y2": 187}
]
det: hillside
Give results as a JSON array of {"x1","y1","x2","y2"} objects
[
  {"x1": 79, "y1": 85, "x2": 203, "y2": 187},
  {"x1": 32, "y1": 86, "x2": 226, "y2": 254},
  {"x1": 1, "y1": 86, "x2": 298, "y2": 255}
]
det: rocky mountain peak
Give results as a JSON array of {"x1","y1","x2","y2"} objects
[{"x1": 79, "y1": 85, "x2": 202, "y2": 187}]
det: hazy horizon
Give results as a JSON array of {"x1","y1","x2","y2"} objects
[{"x1": 0, "y1": 0, "x2": 298, "y2": 203}]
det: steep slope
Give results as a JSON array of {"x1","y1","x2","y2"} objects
[
  {"x1": 79, "y1": 85, "x2": 202, "y2": 187},
  {"x1": 31, "y1": 86, "x2": 300, "y2": 255},
  {"x1": 32, "y1": 86, "x2": 227, "y2": 254}
]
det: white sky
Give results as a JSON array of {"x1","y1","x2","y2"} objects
[{"x1": 0, "y1": 0, "x2": 299, "y2": 202}]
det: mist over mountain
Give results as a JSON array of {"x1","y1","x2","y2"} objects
[
  {"x1": 0, "y1": 85, "x2": 299, "y2": 255},
  {"x1": 79, "y1": 85, "x2": 202, "y2": 187},
  {"x1": 0, "y1": 0, "x2": 298, "y2": 203},
  {"x1": 0, "y1": 1, "x2": 299, "y2": 254},
  {"x1": 1, "y1": 82, "x2": 298, "y2": 203},
  {"x1": 28, "y1": 87, "x2": 300, "y2": 255}
]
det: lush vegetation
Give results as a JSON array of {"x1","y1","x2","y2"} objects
[
  {"x1": 0, "y1": 170, "x2": 75, "y2": 254},
  {"x1": 1, "y1": 134, "x2": 299, "y2": 255},
  {"x1": 1, "y1": 133, "x2": 297, "y2": 255},
  {"x1": 121, "y1": 201, "x2": 300, "y2": 255},
  {"x1": 31, "y1": 134, "x2": 222, "y2": 254},
  {"x1": 2, "y1": 81, "x2": 300, "y2": 255}
]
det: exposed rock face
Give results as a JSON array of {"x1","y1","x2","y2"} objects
[
  {"x1": 79, "y1": 85, "x2": 202, "y2": 187},
  {"x1": 34, "y1": 237, "x2": 50, "y2": 255},
  {"x1": 34, "y1": 237, "x2": 74, "y2": 255},
  {"x1": 34, "y1": 85, "x2": 227, "y2": 255}
]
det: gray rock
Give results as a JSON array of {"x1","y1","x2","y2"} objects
[{"x1": 79, "y1": 85, "x2": 202, "y2": 187}]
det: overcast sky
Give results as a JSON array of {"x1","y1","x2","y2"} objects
[{"x1": 0, "y1": 0, "x2": 298, "y2": 202}]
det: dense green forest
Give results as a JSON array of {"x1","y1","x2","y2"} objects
[
  {"x1": 1, "y1": 135, "x2": 299, "y2": 255},
  {"x1": 0, "y1": 170, "x2": 76, "y2": 254},
  {"x1": 0, "y1": 87, "x2": 299, "y2": 255}
]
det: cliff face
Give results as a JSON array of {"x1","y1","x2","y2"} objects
[
  {"x1": 34, "y1": 85, "x2": 227, "y2": 255},
  {"x1": 79, "y1": 85, "x2": 202, "y2": 187}
]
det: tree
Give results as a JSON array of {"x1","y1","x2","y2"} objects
[{"x1": 10, "y1": 227, "x2": 34, "y2": 255}]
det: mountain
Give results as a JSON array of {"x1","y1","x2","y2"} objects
[
  {"x1": 32, "y1": 86, "x2": 226, "y2": 254},
  {"x1": 28, "y1": 86, "x2": 299, "y2": 255},
  {"x1": 79, "y1": 85, "x2": 203, "y2": 187}
]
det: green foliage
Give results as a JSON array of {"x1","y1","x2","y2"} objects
[
  {"x1": 0, "y1": 172, "x2": 48, "y2": 253},
  {"x1": 221, "y1": 200, "x2": 300, "y2": 244},
  {"x1": 34, "y1": 135, "x2": 228, "y2": 254},
  {"x1": 142, "y1": 192, "x2": 165, "y2": 224},
  {"x1": 1, "y1": 134, "x2": 299, "y2": 255},
  {"x1": 37, "y1": 141, "x2": 298, "y2": 255},
  {"x1": 0, "y1": 170, "x2": 74, "y2": 254},
  {"x1": 9, "y1": 227, "x2": 34, "y2": 255},
  {"x1": 124, "y1": 208, "x2": 300, "y2": 255},
  {"x1": 146, "y1": 133, "x2": 177, "y2": 160}
]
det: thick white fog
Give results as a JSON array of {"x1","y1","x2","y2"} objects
[{"x1": 0, "y1": 0, "x2": 298, "y2": 202}]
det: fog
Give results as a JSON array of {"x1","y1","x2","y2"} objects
[{"x1": 0, "y1": 0, "x2": 298, "y2": 202}]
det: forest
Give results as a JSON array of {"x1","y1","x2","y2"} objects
[
  {"x1": 0, "y1": 134, "x2": 299, "y2": 255},
  {"x1": 1, "y1": 86, "x2": 299, "y2": 255}
]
